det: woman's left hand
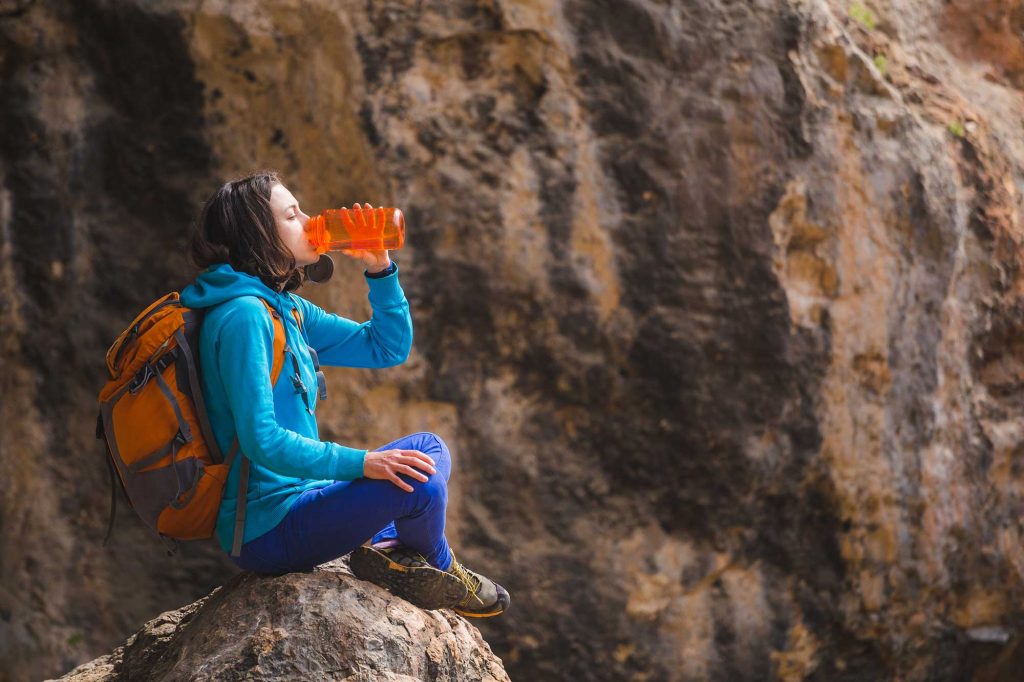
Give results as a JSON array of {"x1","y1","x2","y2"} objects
[{"x1": 339, "y1": 202, "x2": 391, "y2": 273}]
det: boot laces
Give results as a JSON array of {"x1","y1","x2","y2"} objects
[{"x1": 449, "y1": 560, "x2": 484, "y2": 604}]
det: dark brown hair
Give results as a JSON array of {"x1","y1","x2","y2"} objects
[{"x1": 189, "y1": 171, "x2": 304, "y2": 292}]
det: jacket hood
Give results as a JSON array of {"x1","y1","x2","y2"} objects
[{"x1": 180, "y1": 263, "x2": 287, "y2": 310}]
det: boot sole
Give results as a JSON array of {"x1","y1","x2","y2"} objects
[
  {"x1": 452, "y1": 605, "x2": 507, "y2": 618},
  {"x1": 349, "y1": 546, "x2": 468, "y2": 610}
]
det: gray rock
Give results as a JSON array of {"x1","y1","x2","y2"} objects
[{"x1": 50, "y1": 560, "x2": 509, "y2": 682}]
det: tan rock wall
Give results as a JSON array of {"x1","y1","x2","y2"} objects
[{"x1": 2, "y1": 0, "x2": 1024, "y2": 680}]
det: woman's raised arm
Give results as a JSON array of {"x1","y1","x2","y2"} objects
[{"x1": 293, "y1": 266, "x2": 413, "y2": 368}]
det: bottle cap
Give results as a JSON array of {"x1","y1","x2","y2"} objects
[{"x1": 305, "y1": 254, "x2": 335, "y2": 284}]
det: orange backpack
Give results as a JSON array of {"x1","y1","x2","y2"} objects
[{"x1": 96, "y1": 292, "x2": 311, "y2": 554}]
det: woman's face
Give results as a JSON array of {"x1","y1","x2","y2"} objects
[{"x1": 270, "y1": 183, "x2": 318, "y2": 267}]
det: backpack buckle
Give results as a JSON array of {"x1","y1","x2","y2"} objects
[{"x1": 128, "y1": 364, "x2": 154, "y2": 394}]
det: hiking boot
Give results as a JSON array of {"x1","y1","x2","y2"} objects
[
  {"x1": 446, "y1": 553, "x2": 511, "y2": 618},
  {"x1": 349, "y1": 544, "x2": 468, "y2": 610}
]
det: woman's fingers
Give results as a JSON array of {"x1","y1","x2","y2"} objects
[
  {"x1": 339, "y1": 248, "x2": 373, "y2": 263},
  {"x1": 397, "y1": 457, "x2": 435, "y2": 474},
  {"x1": 401, "y1": 449, "x2": 435, "y2": 466},
  {"x1": 404, "y1": 452, "x2": 435, "y2": 466},
  {"x1": 388, "y1": 473, "x2": 414, "y2": 493},
  {"x1": 396, "y1": 464, "x2": 429, "y2": 483},
  {"x1": 346, "y1": 205, "x2": 365, "y2": 232},
  {"x1": 364, "y1": 449, "x2": 437, "y2": 492},
  {"x1": 401, "y1": 455, "x2": 436, "y2": 474}
]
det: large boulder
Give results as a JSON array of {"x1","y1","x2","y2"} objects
[{"x1": 51, "y1": 559, "x2": 509, "y2": 682}]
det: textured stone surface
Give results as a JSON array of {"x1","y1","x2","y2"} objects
[
  {"x1": 3, "y1": 0, "x2": 1024, "y2": 680},
  {"x1": 49, "y1": 559, "x2": 509, "y2": 682}
]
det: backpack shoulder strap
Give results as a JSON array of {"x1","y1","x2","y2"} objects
[
  {"x1": 256, "y1": 299, "x2": 288, "y2": 385},
  {"x1": 286, "y1": 293, "x2": 305, "y2": 329},
  {"x1": 288, "y1": 295, "x2": 307, "y2": 347}
]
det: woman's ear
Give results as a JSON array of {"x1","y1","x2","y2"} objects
[{"x1": 305, "y1": 254, "x2": 335, "y2": 284}]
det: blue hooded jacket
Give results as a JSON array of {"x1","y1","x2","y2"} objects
[{"x1": 180, "y1": 262, "x2": 413, "y2": 552}]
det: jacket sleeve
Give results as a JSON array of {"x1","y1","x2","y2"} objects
[
  {"x1": 215, "y1": 298, "x2": 366, "y2": 481},
  {"x1": 294, "y1": 264, "x2": 413, "y2": 368}
]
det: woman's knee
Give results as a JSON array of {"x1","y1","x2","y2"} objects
[
  {"x1": 411, "y1": 468, "x2": 448, "y2": 504},
  {"x1": 409, "y1": 431, "x2": 452, "y2": 471}
]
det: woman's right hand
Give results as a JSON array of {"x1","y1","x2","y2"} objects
[
  {"x1": 338, "y1": 203, "x2": 391, "y2": 273},
  {"x1": 363, "y1": 449, "x2": 437, "y2": 492}
]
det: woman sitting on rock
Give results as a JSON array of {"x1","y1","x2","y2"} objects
[{"x1": 180, "y1": 171, "x2": 509, "y2": 618}]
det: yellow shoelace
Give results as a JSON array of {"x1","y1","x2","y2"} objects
[{"x1": 449, "y1": 560, "x2": 483, "y2": 605}]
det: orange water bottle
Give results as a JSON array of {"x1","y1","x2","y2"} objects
[{"x1": 306, "y1": 206, "x2": 405, "y2": 254}]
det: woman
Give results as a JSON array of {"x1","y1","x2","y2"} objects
[{"x1": 180, "y1": 171, "x2": 509, "y2": 618}]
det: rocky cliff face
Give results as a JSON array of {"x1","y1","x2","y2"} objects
[
  {"x1": 50, "y1": 559, "x2": 509, "y2": 682},
  {"x1": 3, "y1": 0, "x2": 1024, "y2": 680}
]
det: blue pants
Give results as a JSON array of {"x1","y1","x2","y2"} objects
[{"x1": 229, "y1": 432, "x2": 453, "y2": 575}]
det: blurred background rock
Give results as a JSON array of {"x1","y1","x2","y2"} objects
[{"x1": 3, "y1": 0, "x2": 1024, "y2": 680}]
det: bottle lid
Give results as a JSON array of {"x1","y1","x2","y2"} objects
[{"x1": 305, "y1": 254, "x2": 335, "y2": 284}]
